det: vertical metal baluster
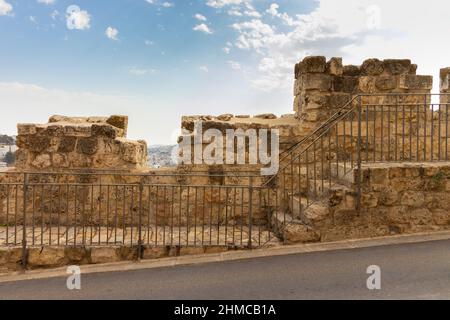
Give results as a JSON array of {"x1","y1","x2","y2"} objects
[
  {"x1": 217, "y1": 187, "x2": 221, "y2": 245},
  {"x1": 402, "y1": 104, "x2": 405, "y2": 161},
  {"x1": 380, "y1": 105, "x2": 384, "y2": 161},
  {"x1": 115, "y1": 185, "x2": 118, "y2": 244},
  {"x1": 210, "y1": 186, "x2": 213, "y2": 246},
  {"x1": 155, "y1": 186, "x2": 159, "y2": 246},
  {"x1": 41, "y1": 185, "x2": 44, "y2": 246},
  {"x1": 431, "y1": 100, "x2": 435, "y2": 161},
  {"x1": 446, "y1": 105, "x2": 449, "y2": 161},
  {"x1": 343, "y1": 118, "x2": 347, "y2": 172},
  {"x1": 438, "y1": 103, "x2": 442, "y2": 160},
  {"x1": 356, "y1": 96, "x2": 362, "y2": 212},
  {"x1": 416, "y1": 103, "x2": 420, "y2": 161},
  {"x1": 6, "y1": 185, "x2": 9, "y2": 245},
  {"x1": 147, "y1": 185, "x2": 151, "y2": 245},
  {"x1": 388, "y1": 104, "x2": 391, "y2": 161},
  {"x1": 186, "y1": 186, "x2": 190, "y2": 247},
  {"x1": 202, "y1": 186, "x2": 206, "y2": 247},
  {"x1": 106, "y1": 185, "x2": 110, "y2": 245},
  {"x1": 15, "y1": 185, "x2": 18, "y2": 245},
  {"x1": 66, "y1": 184, "x2": 70, "y2": 246},
  {"x1": 373, "y1": 106, "x2": 377, "y2": 162},
  {"x1": 74, "y1": 185, "x2": 77, "y2": 246},
  {"x1": 290, "y1": 154, "x2": 294, "y2": 211},
  {"x1": 424, "y1": 96, "x2": 427, "y2": 161},
  {"x1": 313, "y1": 141, "x2": 317, "y2": 197},
  {"x1": 395, "y1": 98, "x2": 398, "y2": 161},
  {"x1": 366, "y1": 104, "x2": 369, "y2": 162},
  {"x1": 241, "y1": 187, "x2": 245, "y2": 246},
  {"x1": 224, "y1": 187, "x2": 228, "y2": 247},
  {"x1": 409, "y1": 104, "x2": 413, "y2": 161},
  {"x1": 32, "y1": 186, "x2": 35, "y2": 246},
  {"x1": 122, "y1": 186, "x2": 126, "y2": 245}
]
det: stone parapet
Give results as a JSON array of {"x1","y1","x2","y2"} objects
[{"x1": 15, "y1": 115, "x2": 147, "y2": 171}]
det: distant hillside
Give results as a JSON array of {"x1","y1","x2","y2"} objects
[
  {"x1": 0, "y1": 134, "x2": 15, "y2": 145},
  {"x1": 148, "y1": 145, "x2": 177, "y2": 168}
]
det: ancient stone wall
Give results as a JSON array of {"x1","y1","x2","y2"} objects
[
  {"x1": 15, "y1": 115, "x2": 148, "y2": 171},
  {"x1": 294, "y1": 56, "x2": 432, "y2": 129}
]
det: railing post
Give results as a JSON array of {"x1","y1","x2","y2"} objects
[
  {"x1": 356, "y1": 96, "x2": 362, "y2": 213},
  {"x1": 247, "y1": 176, "x2": 253, "y2": 250},
  {"x1": 137, "y1": 180, "x2": 144, "y2": 261},
  {"x1": 21, "y1": 173, "x2": 28, "y2": 270}
]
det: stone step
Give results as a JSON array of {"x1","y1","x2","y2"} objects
[
  {"x1": 270, "y1": 211, "x2": 320, "y2": 245},
  {"x1": 288, "y1": 195, "x2": 330, "y2": 226},
  {"x1": 330, "y1": 163, "x2": 358, "y2": 187}
]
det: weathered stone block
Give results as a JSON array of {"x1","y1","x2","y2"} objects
[
  {"x1": 361, "y1": 58, "x2": 384, "y2": 76},
  {"x1": 254, "y1": 113, "x2": 277, "y2": 119},
  {"x1": 327, "y1": 57, "x2": 343, "y2": 76},
  {"x1": 90, "y1": 247, "x2": 120, "y2": 264},
  {"x1": 297, "y1": 56, "x2": 327, "y2": 75},
  {"x1": 32, "y1": 154, "x2": 51, "y2": 169},
  {"x1": 300, "y1": 74, "x2": 332, "y2": 91},
  {"x1": 17, "y1": 124, "x2": 37, "y2": 135},
  {"x1": 399, "y1": 75, "x2": 433, "y2": 90},
  {"x1": 283, "y1": 224, "x2": 320, "y2": 244},
  {"x1": 142, "y1": 246, "x2": 170, "y2": 259},
  {"x1": 28, "y1": 247, "x2": 67, "y2": 268},
  {"x1": 92, "y1": 124, "x2": 118, "y2": 139},
  {"x1": 77, "y1": 137, "x2": 98, "y2": 155},
  {"x1": 332, "y1": 76, "x2": 358, "y2": 93},
  {"x1": 58, "y1": 136, "x2": 77, "y2": 153},
  {"x1": 400, "y1": 191, "x2": 425, "y2": 207},
  {"x1": 343, "y1": 65, "x2": 360, "y2": 76},
  {"x1": 383, "y1": 59, "x2": 412, "y2": 75},
  {"x1": 375, "y1": 76, "x2": 398, "y2": 91},
  {"x1": 106, "y1": 115, "x2": 128, "y2": 134}
]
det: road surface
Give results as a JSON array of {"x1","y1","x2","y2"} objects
[{"x1": 0, "y1": 239, "x2": 449, "y2": 299}]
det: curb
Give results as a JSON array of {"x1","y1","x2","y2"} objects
[{"x1": 1, "y1": 230, "x2": 450, "y2": 284}]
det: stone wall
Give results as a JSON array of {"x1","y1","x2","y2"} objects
[
  {"x1": 15, "y1": 115, "x2": 148, "y2": 171},
  {"x1": 294, "y1": 57, "x2": 432, "y2": 130}
]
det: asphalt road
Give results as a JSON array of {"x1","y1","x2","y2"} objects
[{"x1": 0, "y1": 239, "x2": 449, "y2": 300}]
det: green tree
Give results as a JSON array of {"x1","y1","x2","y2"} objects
[{"x1": 4, "y1": 151, "x2": 15, "y2": 166}]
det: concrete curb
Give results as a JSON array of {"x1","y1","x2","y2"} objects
[{"x1": 1, "y1": 230, "x2": 450, "y2": 284}]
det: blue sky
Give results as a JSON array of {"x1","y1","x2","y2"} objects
[{"x1": 1, "y1": 0, "x2": 450, "y2": 144}]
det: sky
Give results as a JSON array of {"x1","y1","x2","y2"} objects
[{"x1": 1, "y1": 0, "x2": 450, "y2": 144}]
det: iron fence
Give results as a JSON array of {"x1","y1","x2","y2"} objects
[{"x1": 266, "y1": 93, "x2": 450, "y2": 228}]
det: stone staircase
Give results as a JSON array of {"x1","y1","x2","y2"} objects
[{"x1": 270, "y1": 163, "x2": 360, "y2": 244}]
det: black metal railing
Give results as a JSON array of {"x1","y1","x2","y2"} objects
[
  {"x1": 1, "y1": 93, "x2": 450, "y2": 262},
  {"x1": 266, "y1": 93, "x2": 450, "y2": 231}
]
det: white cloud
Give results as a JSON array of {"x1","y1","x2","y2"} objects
[
  {"x1": 145, "y1": 39, "x2": 154, "y2": 46},
  {"x1": 105, "y1": 26, "x2": 119, "y2": 41},
  {"x1": 66, "y1": 5, "x2": 91, "y2": 30},
  {"x1": 195, "y1": 13, "x2": 207, "y2": 21},
  {"x1": 29, "y1": 16, "x2": 37, "y2": 23},
  {"x1": 146, "y1": 0, "x2": 174, "y2": 7},
  {"x1": 223, "y1": 47, "x2": 231, "y2": 54},
  {"x1": 228, "y1": 60, "x2": 241, "y2": 70},
  {"x1": 206, "y1": 0, "x2": 247, "y2": 8},
  {"x1": 226, "y1": 0, "x2": 450, "y2": 91},
  {"x1": 129, "y1": 67, "x2": 156, "y2": 75},
  {"x1": 199, "y1": 66, "x2": 209, "y2": 72},
  {"x1": 193, "y1": 23, "x2": 213, "y2": 34},
  {"x1": 50, "y1": 10, "x2": 59, "y2": 20},
  {"x1": 37, "y1": 0, "x2": 56, "y2": 5},
  {"x1": 0, "y1": 0, "x2": 13, "y2": 16},
  {"x1": 227, "y1": 9, "x2": 243, "y2": 17}
]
